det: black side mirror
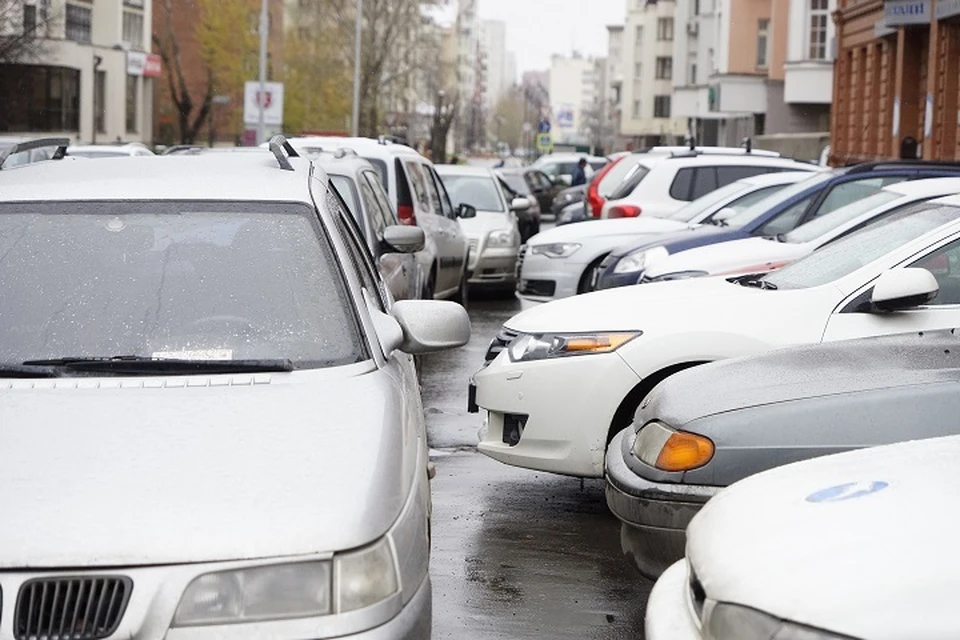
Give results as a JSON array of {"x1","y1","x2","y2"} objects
[{"x1": 457, "y1": 203, "x2": 477, "y2": 219}]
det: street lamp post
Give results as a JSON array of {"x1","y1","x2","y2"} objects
[
  {"x1": 351, "y1": 0, "x2": 362, "y2": 137},
  {"x1": 256, "y1": 0, "x2": 268, "y2": 145}
]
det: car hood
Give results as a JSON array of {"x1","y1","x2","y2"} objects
[
  {"x1": 644, "y1": 236, "x2": 811, "y2": 280},
  {"x1": 0, "y1": 367, "x2": 411, "y2": 567},
  {"x1": 529, "y1": 217, "x2": 689, "y2": 245},
  {"x1": 459, "y1": 210, "x2": 513, "y2": 239},
  {"x1": 607, "y1": 225, "x2": 740, "y2": 259},
  {"x1": 639, "y1": 329, "x2": 960, "y2": 429},
  {"x1": 687, "y1": 434, "x2": 960, "y2": 638}
]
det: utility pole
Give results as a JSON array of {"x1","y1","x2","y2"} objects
[
  {"x1": 257, "y1": 0, "x2": 268, "y2": 145},
  {"x1": 351, "y1": 0, "x2": 362, "y2": 136}
]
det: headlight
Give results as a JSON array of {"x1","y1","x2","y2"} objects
[
  {"x1": 707, "y1": 602, "x2": 855, "y2": 640},
  {"x1": 508, "y1": 331, "x2": 640, "y2": 362},
  {"x1": 633, "y1": 421, "x2": 714, "y2": 472},
  {"x1": 530, "y1": 242, "x2": 581, "y2": 258},
  {"x1": 173, "y1": 537, "x2": 400, "y2": 626},
  {"x1": 612, "y1": 246, "x2": 669, "y2": 274},
  {"x1": 487, "y1": 229, "x2": 515, "y2": 248}
]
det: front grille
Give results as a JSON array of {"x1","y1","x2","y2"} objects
[
  {"x1": 484, "y1": 327, "x2": 519, "y2": 364},
  {"x1": 518, "y1": 279, "x2": 556, "y2": 297},
  {"x1": 16, "y1": 576, "x2": 132, "y2": 640}
]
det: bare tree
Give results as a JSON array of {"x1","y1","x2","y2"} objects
[
  {"x1": 430, "y1": 90, "x2": 457, "y2": 163},
  {"x1": 0, "y1": 0, "x2": 54, "y2": 64}
]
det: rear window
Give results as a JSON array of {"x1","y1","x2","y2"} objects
[
  {"x1": 608, "y1": 163, "x2": 652, "y2": 200},
  {"x1": 598, "y1": 157, "x2": 639, "y2": 197}
]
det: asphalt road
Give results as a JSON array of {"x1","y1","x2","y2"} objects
[{"x1": 422, "y1": 293, "x2": 654, "y2": 639}]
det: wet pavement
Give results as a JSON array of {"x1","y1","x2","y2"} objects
[{"x1": 422, "y1": 294, "x2": 653, "y2": 639}]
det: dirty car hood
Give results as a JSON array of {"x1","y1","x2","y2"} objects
[
  {"x1": 638, "y1": 329, "x2": 960, "y2": 429},
  {"x1": 0, "y1": 367, "x2": 410, "y2": 567}
]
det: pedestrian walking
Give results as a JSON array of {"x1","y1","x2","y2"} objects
[{"x1": 571, "y1": 157, "x2": 588, "y2": 186}]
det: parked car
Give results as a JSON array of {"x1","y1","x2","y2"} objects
[
  {"x1": 0, "y1": 137, "x2": 70, "y2": 169},
  {"x1": 0, "y1": 137, "x2": 471, "y2": 639},
  {"x1": 471, "y1": 195, "x2": 960, "y2": 478},
  {"x1": 495, "y1": 168, "x2": 544, "y2": 242},
  {"x1": 550, "y1": 184, "x2": 587, "y2": 217},
  {"x1": 515, "y1": 171, "x2": 817, "y2": 307},
  {"x1": 284, "y1": 136, "x2": 474, "y2": 303},
  {"x1": 496, "y1": 166, "x2": 561, "y2": 214},
  {"x1": 646, "y1": 434, "x2": 960, "y2": 639},
  {"x1": 312, "y1": 149, "x2": 422, "y2": 301},
  {"x1": 532, "y1": 153, "x2": 608, "y2": 186},
  {"x1": 598, "y1": 153, "x2": 815, "y2": 219},
  {"x1": 595, "y1": 160, "x2": 960, "y2": 289},
  {"x1": 629, "y1": 176, "x2": 960, "y2": 285},
  {"x1": 68, "y1": 143, "x2": 155, "y2": 158},
  {"x1": 436, "y1": 165, "x2": 522, "y2": 292}
]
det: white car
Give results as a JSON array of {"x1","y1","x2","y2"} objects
[
  {"x1": 436, "y1": 165, "x2": 522, "y2": 291},
  {"x1": 516, "y1": 171, "x2": 817, "y2": 306},
  {"x1": 531, "y1": 152, "x2": 607, "y2": 185},
  {"x1": 68, "y1": 143, "x2": 155, "y2": 158},
  {"x1": 599, "y1": 154, "x2": 817, "y2": 219},
  {"x1": 473, "y1": 194, "x2": 960, "y2": 477},
  {"x1": 639, "y1": 176, "x2": 960, "y2": 283},
  {"x1": 647, "y1": 435, "x2": 960, "y2": 639},
  {"x1": 0, "y1": 138, "x2": 470, "y2": 638}
]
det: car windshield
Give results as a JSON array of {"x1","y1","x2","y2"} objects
[
  {"x1": 607, "y1": 162, "x2": 653, "y2": 200},
  {"x1": 763, "y1": 203, "x2": 960, "y2": 290},
  {"x1": 499, "y1": 173, "x2": 528, "y2": 194},
  {"x1": 725, "y1": 172, "x2": 835, "y2": 228},
  {"x1": 439, "y1": 174, "x2": 505, "y2": 212},
  {"x1": 783, "y1": 190, "x2": 904, "y2": 244},
  {"x1": 666, "y1": 181, "x2": 751, "y2": 222},
  {"x1": 0, "y1": 201, "x2": 365, "y2": 370},
  {"x1": 597, "y1": 157, "x2": 639, "y2": 197},
  {"x1": 329, "y1": 174, "x2": 363, "y2": 224}
]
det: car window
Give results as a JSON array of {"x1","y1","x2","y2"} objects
[
  {"x1": 725, "y1": 172, "x2": 833, "y2": 228},
  {"x1": 403, "y1": 161, "x2": 432, "y2": 214},
  {"x1": 533, "y1": 171, "x2": 552, "y2": 190},
  {"x1": 784, "y1": 191, "x2": 904, "y2": 244},
  {"x1": 690, "y1": 167, "x2": 719, "y2": 200},
  {"x1": 716, "y1": 166, "x2": 777, "y2": 184},
  {"x1": 0, "y1": 199, "x2": 367, "y2": 368},
  {"x1": 667, "y1": 181, "x2": 749, "y2": 222},
  {"x1": 669, "y1": 168, "x2": 694, "y2": 201},
  {"x1": 608, "y1": 163, "x2": 652, "y2": 200},
  {"x1": 326, "y1": 189, "x2": 389, "y2": 311},
  {"x1": 597, "y1": 157, "x2": 637, "y2": 197},
  {"x1": 439, "y1": 174, "x2": 505, "y2": 212},
  {"x1": 367, "y1": 158, "x2": 388, "y2": 187},
  {"x1": 329, "y1": 174, "x2": 363, "y2": 226},
  {"x1": 764, "y1": 202, "x2": 960, "y2": 290},
  {"x1": 358, "y1": 174, "x2": 389, "y2": 240},
  {"x1": 753, "y1": 194, "x2": 817, "y2": 237},
  {"x1": 501, "y1": 174, "x2": 529, "y2": 194},
  {"x1": 707, "y1": 184, "x2": 789, "y2": 222},
  {"x1": 811, "y1": 176, "x2": 907, "y2": 219},
  {"x1": 589, "y1": 161, "x2": 607, "y2": 171},
  {"x1": 909, "y1": 238, "x2": 960, "y2": 305},
  {"x1": 362, "y1": 171, "x2": 399, "y2": 226},
  {"x1": 427, "y1": 167, "x2": 456, "y2": 218}
]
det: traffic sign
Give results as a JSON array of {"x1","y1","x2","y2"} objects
[
  {"x1": 536, "y1": 133, "x2": 553, "y2": 151},
  {"x1": 538, "y1": 119, "x2": 551, "y2": 134}
]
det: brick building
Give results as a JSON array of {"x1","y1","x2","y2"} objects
[{"x1": 830, "y1": 0, "x2": 960, "y2": 164}]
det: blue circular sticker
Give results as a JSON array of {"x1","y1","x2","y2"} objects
[{"x1": 806, "y1": 481, "x2": 889, "y2": 503}]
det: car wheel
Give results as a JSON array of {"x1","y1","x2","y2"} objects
[
  {"x1": 577, "y1": 254, "x2": 608, "y2": 294},
  {"x1": 452, "y1": 268, "x2": 469, "y2": 309}
]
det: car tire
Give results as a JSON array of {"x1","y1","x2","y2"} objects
[{"x1": 577, "y1": 254, "x2": 608, "y2": 294}]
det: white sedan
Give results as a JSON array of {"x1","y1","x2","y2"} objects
[
  {"x1": 474, "y1": 194, "x2": 960, "y2": 477},
  {"x1": 640, "y1": 176, "x2": 960, "y2": 282},
  {"x1": 516, "y1": 171, "x2": 815, "y2": 307},
  {"x1": 647, "y1": 435, "x2": 960, "y2": 639}
]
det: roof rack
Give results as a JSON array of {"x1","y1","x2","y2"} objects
[
  {"x1": 0, "y1": 137, "x2": 70, "y2": 170},
  {"x1": 268, "y1": 135, "x2": 300, "y2": 171},
  {"x1": 333, "y1": 148, "x2": 358, "y2": 159},
  {"x1": 845, "y1": 160, "x2": 960, "y2": 173}
]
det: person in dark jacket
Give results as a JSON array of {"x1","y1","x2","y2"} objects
[{"x1": 571, "y1": 158, "x2": 588, "y2": 186}]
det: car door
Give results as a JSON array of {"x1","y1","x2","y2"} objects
[
  {"x1": 360, "y1": 169, "x2": 419, "y2": 301},
  {"x1": 424, "y1": 163, "x2": 468, "y2": 295},
  {"x1": 823, "y1": 234, "x2": 960, "y2": 342},
  {"x1": 526, "y1": 170, "x2": 554, "y2": 212}
]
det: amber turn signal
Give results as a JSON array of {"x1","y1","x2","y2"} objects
[{"x1": 655, "y1": 432, "x2": 715, "y2": 472}]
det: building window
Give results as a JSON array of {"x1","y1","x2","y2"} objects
[
  {"x1": 757, "y1": 19, "x2": 770, "y2": 68},
  {"x1": 635, "y1": 26, "x2": 643, "y2": 45},
  {"x1": 689, "y1": 63, "x2": 697, "y2": 84},
  {"x1": 657, "y1": 17, "x2": 674, "y2": 41},
  {"x1": 809, "y1": 0, "x2": 829, "y2": 60},
  {"x1": 122, "y1": 10, "x2": 144, "y2": 50},
  {"x1": 23, "y1": 4, "x2": 37, "y2": 32},
  {"x1": 655, "y1": 56, "x2": 673, "y2": 80},
  {"x1": 95, "y1": 70, "x2": 106, "y2": 133},
  {"x1": 65, "y1": 3, "x2": 92, "y2": 44},
  {"x1": 694, "y1": 0, "x2": 701, "y2": 14},
  {"x1": 0, "y1": 65, "x2": 80, "y2": 132},
  {"x1": 634, "y1": 62, "x2": 642, "y2": 79},
  {"x1": 654, "y1": 95, "x2": 671, "y2": 118},
  {"x1": 633, "y1": 99, "x2": 641, "y2": 118},
  {"x1": 126, "y1": 75, "x2": 139, "y2": 133}
]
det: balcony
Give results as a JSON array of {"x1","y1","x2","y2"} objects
[{"x1": 784, "y1": 60, "x2": 833, "y2": 104}]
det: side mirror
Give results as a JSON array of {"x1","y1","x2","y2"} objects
[
  {"x1": 393, "y1": 300, "x2": 471, "y2": 354},
  {"x1": 712, "y1": 207, "x2": 737, "y2": 226},
  {"x1": 457, "y1": 203, "x2": 477, "y2": 219},
  {"x1": 511, "y1": 197, "x2": 532, "y2": 212},
  {"x1": 382, "y1": 225, "x2": 425, "y2": 254},
  {"x1": 870, "y1": 268, "x2": 939, "y2": 312}
]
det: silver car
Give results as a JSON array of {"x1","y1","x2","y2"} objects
[{"x1": 0, "y1": 138, "x2": 469, "y2": 639}]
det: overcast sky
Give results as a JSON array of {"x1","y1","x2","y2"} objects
[{"x1": 476, "y1": 0, "x2": 625, "y2": 73}]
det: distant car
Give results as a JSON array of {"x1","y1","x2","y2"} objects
[
  {"x1": 284, "y1": 136, "x2": 474, "y2": 304},
  {"x1": 607, "y1": 327, "x2": 960, "y2": 578},
  {"x1": 472, "y1": 195, "x2": 960, "y2": 479},
  {"x1": 551, "y1": 184, "x2": 587, "y2": 217},
  {"x1": 436, "y1": 165, "x2": 522, "y2": 292},
  {"x1": 595, "y1": 161, "x2": 960, "y2": 290},
  {"x1": 515, "y1": 171, "x2": 815, "y2": 307},
  {"x1": 495, "y1": 168, "x2": 545, "y2": 242},
  {"x1": 0, "y1": 136, "x2": 69, "y2": 169},
  {"x1": 532, "y1": 153, "x2": 608, "y2": 186},
  {"x1": 646, "y1": 434, "x2": 960, "y2": 639},
  {"x1": 0, "y1": 137, "x2": 471, "y2": 639},
  {"x1": 67, "y1": 143, "x2": 155, "y2": 158}
]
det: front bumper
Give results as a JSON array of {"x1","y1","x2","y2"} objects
[
  {"x1": 474, "y1": 350, "x2": 642, "y2": 478},
  {"x1": 515, "y1": 250, "x2": 591, "y2": 304},
  {"x1": 645, "y1": 560, "x2": 701, "y2": 640},
  {"x1": 469, "y1": 247, "x2": 519, "y2": 287},
  {"x1": 605, "y1": 428, "x2": 718, "y2": 578}
]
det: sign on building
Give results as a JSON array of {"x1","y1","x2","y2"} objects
[
  {"x1": 127, "y1": 52, "x2": 162, "y2": 78},
  {"x1": 936, "y1": 0, "x2": 960, "y2": 19},
  {"x1": 243, "y1": 82, "x2": 285, "y2": 126},
  {"x1": 555, "y1": 105, "x2": 574, "y2": 128},
  {"x1": 884, "y1": 0, "x2": 931, "y2": 26}
]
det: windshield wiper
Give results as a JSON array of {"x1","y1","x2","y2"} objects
[
  {"x1": 21, "y1": 356, "x2": 295, "y2": 375},
  {"x1": 0, "y1": 363, "x2": 60, "y2": 378},
  {"x1": 730, "y1": 274, "x2": 779, "y2": 290}
]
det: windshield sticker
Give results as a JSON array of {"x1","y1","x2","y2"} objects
[
  {"x1": 152, "y1": 349, "x2": 234, "y2": 361},
  {"x1": 806, "y1": 481, "x2": 889, "y2": 503}
]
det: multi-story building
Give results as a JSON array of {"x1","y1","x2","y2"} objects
[
  {"x1": 620, "y1": 0, "x2": 686, "y2": 148},
  {"x1": 481, "y1": 19, "x2": 507, "y2": 111},
  {"x1": 773, "y1": 0, "x2": 834, "y2": 133},
  {"x1": 549, "y1": 53, "x2": 602, "y2": 146},
  {"x1": 454, "y1": 0, "x2": 483, "y2": 151},
  {"x1": 830, "y1": 0, "x2": 960, "y2": 163},
  {"x1": 606, "y1": 24, "x2": 625, "y2": 152},
  {"x1": 0, "y1": 0, "x2": 159, "y2": 144}
]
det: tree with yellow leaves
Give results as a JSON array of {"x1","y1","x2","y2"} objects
[{"x1": 281, "y1": 19, "x2": 352, "y2": 134}]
